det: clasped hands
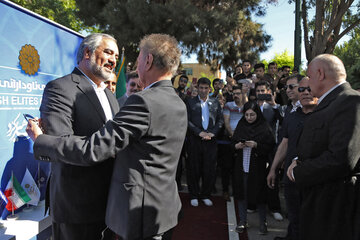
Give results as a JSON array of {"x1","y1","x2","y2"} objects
[
  {"x1": 235, "y1": 140, "x2": 257, "y2": 149},
  {"x1": 26, "y1": 118, "x2": 44, "y2": 142},
  {"x1": 199, "y1": 131, "x2": 214, "y2": 141}
]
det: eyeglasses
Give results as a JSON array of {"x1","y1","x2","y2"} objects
[
  {"x1": 179, "y1": 79, "x2": 188, "y2": 83},
  {"x1": 284, "y1": 84, "x2": 299, "y2": 90},
  {"x1": 298, "y1": 86, "x2": 311, "y2": 93},
  {"x1": 129, "y1": 82, "x2": 141, "y2": 88}
]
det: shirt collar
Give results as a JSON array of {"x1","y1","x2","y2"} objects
[
  {"x1": 76, "y1": 67, "x2": 107, "y2": 91},
  {"x1": 198, "y1": 95, "x2": 209, "y2": 103},
  {"x1": 144, "y1": 79, "x2": 167, "y2": 90},
  {"x1": 317, "y1": 82, "x2": 345, "y2": 104}
]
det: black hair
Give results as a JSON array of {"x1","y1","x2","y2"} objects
[
  {"x1": 197, "y1": 77, "x2": 211, "y2": 86},
  {"x1": 179, "y1": 74, "x2": 189, "y2": 81},
  {"x1": 254, "y1": 63, "x2": 265, "y2": 70},
  {"x1": 255, "y1": 80, "x2": 270, "y2": 90},
  {"x1": 212, "y1": 78, "x2": 221, "y2": 87},
  {"x1": 285, "y1": 74, "x2": 305, "y2": 83},
  {"x1": 126, "y1": 71, "x2": 139, "y2": 83}
]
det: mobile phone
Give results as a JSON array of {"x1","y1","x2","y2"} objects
[
  {"x1": 23, "y1": 114, "x2": 35, "y2": 122},
  {"x1": 240, "y1": 139, "x2": 246, "y2": 143},
  {"x1": 192, "y1": 77, "x2": 197, "y2": 84},
  {"x1": 257, "y1": 94, "x2": 272, "y2": 101}
]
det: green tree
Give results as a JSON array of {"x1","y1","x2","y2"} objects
[
  {"x1": 10, "y1": 0, "x2": 98, "y2": 32},
  {"x1": 298, "y1": 0, "x2": 360, "y2": 62},
  {"x1": 265, "y1": 50, "x2": 294, "y2": 70},
  {"x1": 334, "y1": 30, "x2": 360, "y2": 89},
  {"x1": 75, "y1": 0, "x2": 273, "y2": 71}
]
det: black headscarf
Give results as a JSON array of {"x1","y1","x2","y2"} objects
[{"x1": 232, "y1": 101, "x2": 272, "y2": 142}]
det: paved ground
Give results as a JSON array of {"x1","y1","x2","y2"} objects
[{"x1": 179, "y1": 167, "x2": 289, "y2": 240}]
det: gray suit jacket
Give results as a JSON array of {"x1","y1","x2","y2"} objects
[
  {"x1": 34, "y1": 80, "x2": 187, "y2": 239},
  {"x1": 39, "y1": 67, "x2": 119, "y2": 223},
  {"x1": 117, "y1": 94, "x2": 128, "y2": 108}
]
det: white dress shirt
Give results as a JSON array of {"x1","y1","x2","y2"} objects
[{"x1": 78, "y1": 68, "x2": 113, "y2": 121}]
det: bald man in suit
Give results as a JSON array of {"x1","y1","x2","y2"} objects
[{"x1": 287, "y1": 54, "x2": 360, "y2": 240}]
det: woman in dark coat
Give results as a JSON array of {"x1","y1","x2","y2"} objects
[{"x1": 232, "y1": 101, "x2": 275, "y2": 235}]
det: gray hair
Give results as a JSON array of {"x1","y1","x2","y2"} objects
[
  {"x1": 139, "y1": 34, "x2": 181, "y2": 76},
  {"x1": 76, "y1": 33, "x2": 117, "y2": 64}
]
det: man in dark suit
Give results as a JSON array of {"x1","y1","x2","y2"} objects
[
  {"x1": 27, "y1": 34, "x2": 187, "y2": 240},
  {"x1": 287, "y1": 54, "x2": 360, "y2": 240},
  {"x1": 186, "y1": 77, "x2": 224, "y2": 207},
  {"x1": 37, "y1": 33, "x2": 119, "y2": 240}
]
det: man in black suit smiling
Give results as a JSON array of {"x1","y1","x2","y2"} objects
[{"x1": 35, "y1": 33, "x2": 120, "y2": 240}]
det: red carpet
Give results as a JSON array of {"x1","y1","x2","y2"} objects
[{"x1": 172, "y1": 193, "x2": 229, "y2": 240}]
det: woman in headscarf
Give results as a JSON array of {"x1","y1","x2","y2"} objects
[{"x1": 232, "y1": 101, "x2": 275, "y2": 235}]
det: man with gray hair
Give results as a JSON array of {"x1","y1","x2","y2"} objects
[
  {"x1": 27, "y1": 34, "x2": 187, "y2": 240},
  {"x1": 37, "y1": 33, "x2": 120, "y2": 239},
  {"x1": 287, "y1": 54, "x2": 360, "y2": 240}
]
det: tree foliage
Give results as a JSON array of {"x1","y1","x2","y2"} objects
[
  {"x1": 298, "y1": 0, "x2": 360, "y2": 62},
  {"x1": 334, "y1": 29, "x2": 360, "y2": 89},
  {"x1": 9, "y1": 0, "x2": 98, "y2": 32},
  {"x1": 75, "y1": 0, "x2": 273, "y2": 71}
]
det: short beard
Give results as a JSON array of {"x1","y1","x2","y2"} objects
[{"x1": 88, "y1": 54, "x2": 112, "y2": 81}]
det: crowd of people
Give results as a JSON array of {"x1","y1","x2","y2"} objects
[
  {"x1": 170, "y1": 57, "x2": 359, "y2": 240},
  {"x1": 25, "y1": 32, "x2": 360, "y2": 240},
  {"x1": 172, "y1": 61, "x2": 306, "y2": 237}
]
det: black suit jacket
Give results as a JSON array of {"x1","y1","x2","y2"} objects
[
  {"x1": 34, "y1": 80, "x2": 187, "y2": 239},
  {"x1": 39, "y1": 68, "x2": 119, "y2": 223},
  {"x1": 294, "y1": 82, "x2": 360, "y2": 240},
  {"x1": 186, "y1": 96, "x2": 224, "y2": 137}
]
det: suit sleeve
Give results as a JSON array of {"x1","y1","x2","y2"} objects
[
  {"x1": 40, "y1": 80, "x2": 74, "y2": 136},
  {"x1": 186, "y1": 100, "x2": 203, "y2": 136},
  {"x1": 208, "y1": 100, "x2": 224, "y2": 136},
  {"x1": 294, "y1": 95, "x2": 360, "y2": 187},
  {"x1": 33, "y1": 94, "x2": 150, "y2": 166}
]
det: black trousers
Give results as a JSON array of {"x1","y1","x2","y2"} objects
[
  {"x1": 186, "y1": 135, "x2": 217, "y2": 199},
  {"x1": 52, "y1": 221, "x2": 106, "y2": 240},
  {"x1": 284, "y1": 184, "x2": 301, "y2": 240},
  {"x1": 217, "y1": 143, "x2": 234, "y2": 193},
  {"x1": 266, "y1": 166, "x2": 282, "y2": 212}
]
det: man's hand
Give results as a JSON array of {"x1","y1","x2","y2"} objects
[
  {"x1": 199, "y1": 131, "x2": 214, "y2": 140},
  {"x1": 267, "y1": 168, "x2": 276, "y2": 189},
  {"x1": 235, "y1": 142, "x2": 245, "y2": 149},
  {"x1": 26, "y1": 118, "x2": 44, "y2": 141},
  {"x1": 287, "y1": 160, "x2": 297, "y2": 182},
  {"x1": 267, "y1": 94, "x2": 277, "y2": 106},
  {"x1": 245, "y1": 140, "x2": 257, "y2": 148}
]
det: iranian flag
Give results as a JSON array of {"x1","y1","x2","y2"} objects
[{"x1": 4, "y1": 174, "x2": 31, "y2": 211}]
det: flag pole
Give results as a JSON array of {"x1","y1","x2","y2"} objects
[{"x1": 7, "y1": 171, "x2": 18, "y2": 220}]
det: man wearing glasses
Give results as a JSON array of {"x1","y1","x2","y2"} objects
[
  {"x1": 287, "y1": 54, "x2": 360, "y2": 240},
  {"x1": 117, "y1": 71, "x2": 143, "y2": 107},
  {"x1": 268, "y1": 76, "x2": 318, "y2": 240}
]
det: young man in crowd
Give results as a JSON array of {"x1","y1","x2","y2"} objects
[
  {"x1": 186, "y1": 77, "x2": 224, "y2": 207},
  {"x1": 117, "y1": 71, "x2": 142, "y2": 107}
]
